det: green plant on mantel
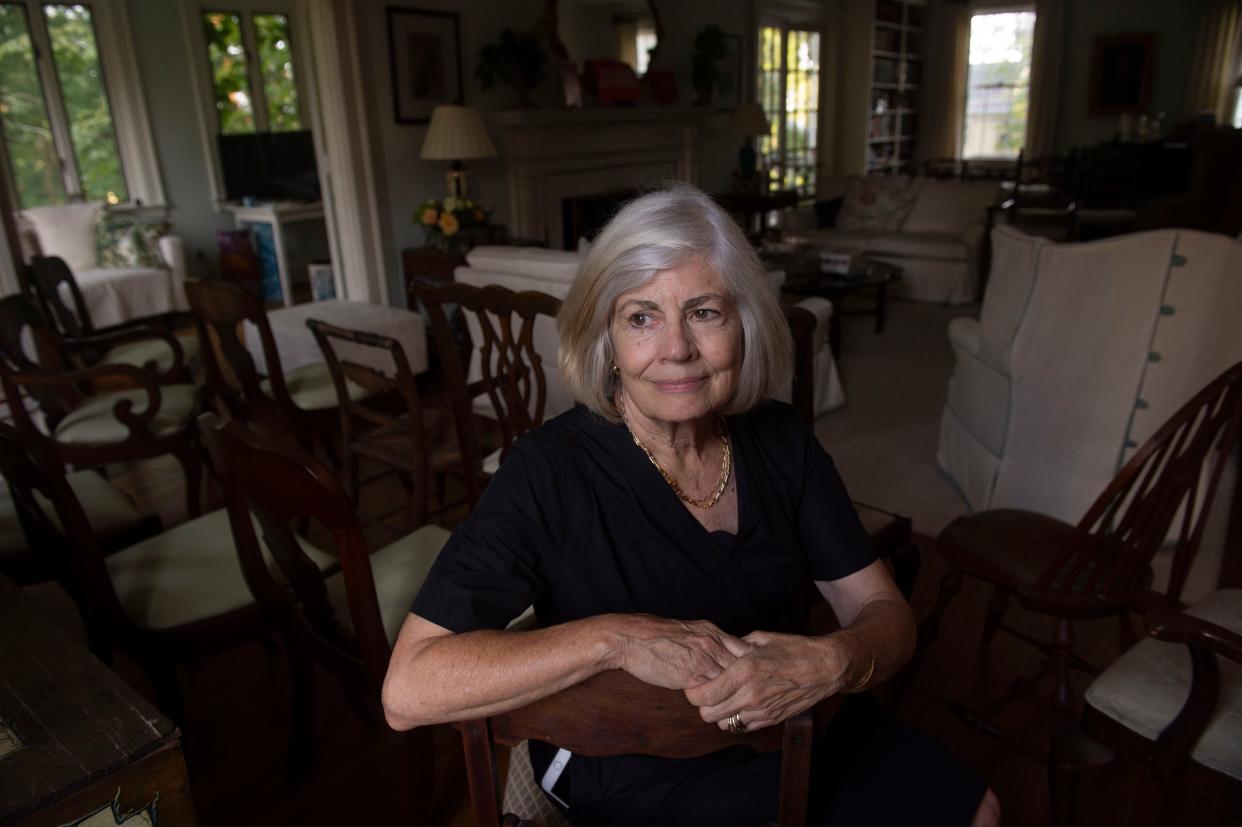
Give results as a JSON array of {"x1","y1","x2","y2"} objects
[
  {"x1": 476, "y1": 29, "x2": 548, "y2": 109},
  {"x1": 691, "y1": 24, "x2": 726, "y2": 105}
]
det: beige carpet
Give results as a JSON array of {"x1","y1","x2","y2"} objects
[{"x1": 815, "y1": 299, "x2": 977, "y2": 538}]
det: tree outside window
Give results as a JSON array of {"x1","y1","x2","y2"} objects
[
  {"x1": 0, "y1": 1, "x2": 127, "y2": 208},
  {"x1": 202, "y1": 10, "x2": 301, "y2": 135},
  {"x1": 757, "y1": 24, "x2": 820, "y2": 196},
  {"x1": 962, "y1": 11, "x2": 1035, "y2": 159}
]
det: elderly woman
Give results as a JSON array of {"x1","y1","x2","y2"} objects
[{"x1": 384, "y1": 185, "x2": 999, "y2": 826}]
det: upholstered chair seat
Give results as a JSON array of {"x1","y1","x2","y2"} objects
[
  {"x1": 105, "y1": 508, "x2": 336, "y2": 631},
  {"x1": 1084, "y1": 589, "x2": 1242, "y2": 782},
  {"x1": 260, "y1": 362, "x2": 371, "y2": 411},
  {"x1": 324, "y1": 523, "x2": 451, "y2": 645},
  {"x1": 102, "y1": 332, "x2": 199, "y2": 375},
  {"x1": 53, "y1": 384, "x2": 200, "y2": 444}
]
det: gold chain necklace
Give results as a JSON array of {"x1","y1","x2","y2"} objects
[{"x1": 624, "y1": 417, "x2": 731, "y2": 509}]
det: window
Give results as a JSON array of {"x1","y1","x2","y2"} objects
[
  {"x1": 961, "y1": 10, "x2": 1035, "y2": 159},
  {"x1": 201, "y1": 10, "x2": 301, "y2": 134},
  {"x1": 757, "y1": 25, "x2": 820, "y2": 196},
  {"x1": 0, "y1": 2, "x2": 128, "y2": 208},
  {"x1": 1232, "y1": 80, "x2": 1242, "y2": 129}
]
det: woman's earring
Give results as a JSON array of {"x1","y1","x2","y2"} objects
[{"x1": 612, "y1": 364, "x2": 620, "y2": 377}]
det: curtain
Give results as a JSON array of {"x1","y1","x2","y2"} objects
[
  {"x1": 1024, "y1": 0, "x2": 1065, "y2": 159},
  {"x1": 920, "y1": 0, "x2": 971, "y2": 161},
  {"x1": 1186, "y1": 0, "x2": 1242, "y2": 123}
]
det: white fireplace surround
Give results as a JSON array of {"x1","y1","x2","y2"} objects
[{"x1": 491, "y1": 108, "x2": 703, "y2": 248}]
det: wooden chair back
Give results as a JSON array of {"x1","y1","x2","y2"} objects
[
  {"x1": 460, "y1": 668, "x2": 824, "y2": 827},
  {"x1": 198, "y1": 414, "x2": 390, "y2": 686},
  {"x1": 0, "y1": 294, "x2": 80, "y2": 424},
  {"x1": 185, "y1": 279, "x2": 291, "y2": 424},
  {"x1": 28, "y1": 255, "x2": 94, "y2": 339},
  {"x1": 414, "y1": 281, "x2": 561, "y2": 473},
  {"x1": 306, "y1": 317, "x2": 448, "y2": 520},
  {"x1": 1037, "y1": 361, "x2": 1242, "y2": 607},
  {"x1": 781, "y1": 303, "x2": 816, "y2": 428}
]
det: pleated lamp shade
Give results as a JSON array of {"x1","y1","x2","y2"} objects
[
  {"x1": 421, "y1": 105, "x2": 497, "y2": 160},
  {"x1": 731, "y1": 102, "x2": 770, "y2": 137}
]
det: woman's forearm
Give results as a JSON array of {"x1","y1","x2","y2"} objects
[
  {"x1": 827, "y1": 596, "x2": 916, "y2": 690},
  {"x1": 382, "y1": 614, "x2": 620, "y2": 730}
]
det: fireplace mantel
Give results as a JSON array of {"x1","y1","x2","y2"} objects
[{"x1": 490, "y1": 107, "x2": 704, "y2": 246}]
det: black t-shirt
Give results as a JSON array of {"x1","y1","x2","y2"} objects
[{"x1": 411, "y1": 400, "x2": 874, "y2": 637}]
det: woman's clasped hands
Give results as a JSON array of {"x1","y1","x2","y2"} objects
[{"x1": 611, "y1": 614, "x2": 858, "y2": 733}]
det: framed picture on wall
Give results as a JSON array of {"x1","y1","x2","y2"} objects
[
  {"x1": 386, "y1": 7, "x2": 463, "y2": 124},
  {"x1": 1088, "y1": 33, "x2": 1158, "y2": 117},
  {"x1": 715, "y1": 34, "x2": 743, "y2": 110}
]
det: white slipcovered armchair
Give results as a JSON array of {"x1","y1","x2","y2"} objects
[
  {"x1": 452, "y1": 245, "x2": 845, "y2": 420},
  {"x1": 938, "y1": 226, "x2": 1242, "y2": 595},
  {"x1": 16, "y1": 201, "x2": 189, "y2": 328}
]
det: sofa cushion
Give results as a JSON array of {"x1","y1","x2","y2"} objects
[
  {"x1": 863, "y1": 231, "x2": 971, "y2": 261},
  {"x1": 902, "y1": 180, "x2": 1000, "y2": 235},
  {"x1": 73, "y1": 266, "x2": 177, "y2": 330},
  {"x1": 96, "y1": 212, "x2": 169, "y2": 269},
  {"x1": 20, "y1": 202, "x2": 104, "y2": 271},
  {"x1": 837, "y1": 175, "x2": 918, "y2": 232},
  {"x1": 465, "y1": 245, "x2": 581, "y2": 286}
]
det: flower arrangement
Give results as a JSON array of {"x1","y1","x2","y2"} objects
[{"x1": 415, "y1": 196, "x2": 492, "y2": 252}]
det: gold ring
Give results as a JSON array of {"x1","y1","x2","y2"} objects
[{"x1": 727, "y1": 712, "x2": 747, "y2": 734}]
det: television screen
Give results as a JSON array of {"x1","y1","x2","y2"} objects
[{"x1": 217, "y1": 130, "x2": 321, "y2": 202}]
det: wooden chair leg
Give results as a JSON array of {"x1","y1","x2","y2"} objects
[
  {"x1": 406, "y1": 724, "x2": 438, "y2": 824},
  {"x1": 1048, "y1": 724, "x2": 1115, "y2": 827},
  {"x1": 1052, "y1": 617, "x2": 1078, "y2": 725},
  {"x1": 285, "y1": 633, "x2": 316, "y2": 790},
  {"x1": 171, "y1": 441, "x2": 203, "y2": 517},
  {"x1": 143, "y1": 659, "x2": 185, "y2": 726}
]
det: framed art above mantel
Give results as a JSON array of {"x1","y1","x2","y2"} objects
[
  {"x1": 386, "y1": 6, "x2": 463, "y2": 124},
  {"x1": 1088, "y1": 33, "x2": 1157, "y2": 117}
]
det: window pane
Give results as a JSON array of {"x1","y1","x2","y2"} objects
[
  {"x1": 757, "y1": 26, "x2": 782, "y2": 187},
  {"x1": 962, "y1": 11, "x2": 1035, "y2": 159},
  {"x1": 254, "y1": 13, "x2": 300, "y2": 131},
  {"x1": 0, "y1": 3, "x2": 65, "y2": 207},
  {"x1": 203, "y1": 11, "x2": 254, "y2": 134},
  {"x1": 43, "y1": 4, "x2": 126, "y2": 203}
]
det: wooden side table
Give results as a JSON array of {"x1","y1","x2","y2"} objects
[{"x1": 0, "y1": 575, "x2": 197, "y2": 826}]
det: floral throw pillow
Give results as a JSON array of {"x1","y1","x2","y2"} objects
[
  {"x1": 96, "y1": 212, "x2": 170, "y2": 269},
  {"x1": 837, "y1": 175, "x2": 918, "y2": 233}
]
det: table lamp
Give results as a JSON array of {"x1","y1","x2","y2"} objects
[
  {"x1": 731, "y1": 102, "x2": 770, "y2": 180},
  {"x1": 421, "y1": 105, "x2": 497, "y2": 200}
]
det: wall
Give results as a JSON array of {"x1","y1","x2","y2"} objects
[
  {"x1": 126, "y1": 0, "x2": 234, "y2": 276},
  {"x1": 1051, "y1": 0, "x2": 1208, "y2": 151},
  {"x1": 353, "y1": 0, "x2": 748, "y2": 305}
]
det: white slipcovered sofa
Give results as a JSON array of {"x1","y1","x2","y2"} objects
[
  {"x1": 939, "y1": 226, "x2": 1242, "y2": 596},
  {"x1": 16, "y1": 201, "x2": 189, "y2": 329},
  {"x1": 454, "y1": 245, "x2": 845, "y2": 419},
  {"x1": 783, "y1": 175, "x2": 1001, "y2": 306}
]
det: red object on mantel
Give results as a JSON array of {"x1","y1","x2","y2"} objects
[{"x1": 584, "y1": 59, "x2": 640, "y2": 105}]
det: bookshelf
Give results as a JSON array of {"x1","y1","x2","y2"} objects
[{"x1": 867, "y1": 0, "x2": 923, "y2": 176}]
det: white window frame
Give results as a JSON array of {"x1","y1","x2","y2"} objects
[
  {"x1": 180, "y1": 1, "x2": 310, "y2": 208},
  {"x1": 960, "y1": 5, "x2": 1036, "y2": 161},
  {"x1": 757, "y1": 17, "x2": 825, "y2": 197},
  {"x1": 0, "y1": 0, "x2": 164, "y2": 208}
]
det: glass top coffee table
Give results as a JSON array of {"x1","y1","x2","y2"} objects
[{"x1": 768, "y1": 248, "x2": 904, "y2": 356}]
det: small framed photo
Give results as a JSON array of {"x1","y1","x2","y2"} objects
[
  {"x1": 715, "y1": 34, "x2": 743, "y2": 110},
  {"x1": 386, "y1": 6, "x2": 463, "y2": 124},
  {"x1": 1088, "y1": 33, "x2": 1157, "y2": 117}
]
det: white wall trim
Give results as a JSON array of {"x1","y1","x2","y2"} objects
[
  {"x1": 178, "y1": 1, "x2": 228, "y2": 206},
  {"x1": 303, "y1": 0, "x2": 389, "y2": 304},
  {"x1": 95, "y1": 0, "x2": 166, "y2": 205}
]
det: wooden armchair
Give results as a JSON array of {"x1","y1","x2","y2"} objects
[
  {"x1": 414, "y1": 281, "x2": 561, "y2": 481},
  {"x1": 911, "y1": 361, "x2": 1242, "y2": 726},
  {"x1": 186, "y1": 279, "x2": 360, "y2": 459},
  {"x1": 0, "y1": 423, "x2": 276, "y2": 725},
  {"x1": 461, "y1": 669, "x2": 822, "y2": 827},
  {"x1": 0, "y1": 295, "x2": 204, "y2": 517},
  {"x1": 1050, "y1": 594, "x2": 1242, "y2": 826},
  {"x1": 27, "y1": 255, "x2": 197, "y2": 382},
  {"x1": 306, "y1": 318, "x2": 474, "y2": 526},
  {"x1": 198, "y1": 414, "x2": 451, "y2": 807}
]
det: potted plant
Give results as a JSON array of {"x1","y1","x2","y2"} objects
[
  {"x1": 476, "y1": 29, "x2": 548, "y2": 109},
  {"x1": 691, "y1": 25, "x2": 726, "y2": 106}
]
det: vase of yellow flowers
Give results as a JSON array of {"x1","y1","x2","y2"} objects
[{"x1": 415, "y1": 196, "x2": 492, "y2": 253}]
